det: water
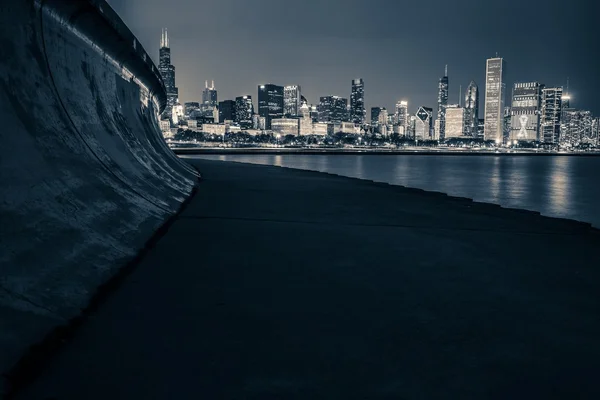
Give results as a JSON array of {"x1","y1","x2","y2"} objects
[{"x1": 184, "y1": 154, "x2": 600, "y2": 228}]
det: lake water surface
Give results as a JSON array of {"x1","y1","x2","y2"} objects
[{"x1": 184, "y1": 154, "x2": 600, "y2": 228}]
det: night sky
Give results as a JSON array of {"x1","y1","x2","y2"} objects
[{"x1": 107, "y1": 0, "x2": 599, "y2": 115}]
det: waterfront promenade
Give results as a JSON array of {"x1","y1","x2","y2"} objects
[{"x1": 14, "y1": 159, "x2": 600, "y2": 399}]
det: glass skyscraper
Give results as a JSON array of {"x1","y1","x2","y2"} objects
[
  {"x1": 437, "y1": 66, "x2": 449, "y2": 141},
  {"x1": 158, "y1": 28, "x2": 178, "y2": 121},
  {"x1": 464, "y1": 81, "x2": 479, "y2": 137},
  {"x1": 318, "y1": 96, "x2": 348, "y2": 123},
  {"x1": 258, "y1": 84, "x2": 284, "y2": 129},
  {"x1": 235, "y1": 95, "x2": 254, "y2": 129},
  {"x1": 415, "y1": 107, "x2": 433, "y2": 140},
  {"x1": 350, "y1": 79, "x2": 365, "y2": 124},
  {"x1": 540, "y1": 87, "x2": 563, "y2": 144},
  {"x1": 483, "y1": 57, "x2": 506, "y2": 143},
  {"x1": 283, "y1": 85, "x2": 301, "y2": 117},
  {"x1": 218, "y1": 100, "x2": 235, "y2": 123}
]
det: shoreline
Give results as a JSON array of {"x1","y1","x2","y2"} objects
[{"x1": 173, "y1": 147, "x2": 600, "y2": 156}]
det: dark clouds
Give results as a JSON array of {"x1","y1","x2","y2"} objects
[{"x1": 107, "y1": 0, "x2": 599, "y2": 115}]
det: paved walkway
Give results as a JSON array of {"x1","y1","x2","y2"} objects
[{"x1": 15, "y1": 159, "x2": 600, "y2": 399}]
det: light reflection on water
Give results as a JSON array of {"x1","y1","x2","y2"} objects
[{"x1": 187, "y1": 154, "x2": 600, "y2": 227}]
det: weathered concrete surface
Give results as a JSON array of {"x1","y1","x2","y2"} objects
[
  {"x1": 14, "y1": 159, "x2": 600, "y2": 399},
  {"x1": 0, "y1": 0, "x2": 197, "y2": 392}
]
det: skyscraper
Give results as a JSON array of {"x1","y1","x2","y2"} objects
[
  {"x1": 202, "y1": 81, "x2": 218, "y2": 107},
  {"x1": 510, "y1": 82, "x2": 543, "y2": 142},
  {"x1": 158, "y1": 28, "x2": 178, "y2": 121},
  {"x1": 258, "y1": 84, "x2": 284, "y2": 129},
  {"x1": 561, "y1": 109, "x2": 594, "y2": 146},
  {"x1": 371, "y1": 107, "x2": 383, "y2": 126},
  {"x1": 593, "y1": 118, "x2": 600, "y2": 146},
  {"x1": 218, "y1": 100, "x2": 235, "y2": 123},
  {"x1": 540, "y1": 87, "x2": 563, "y2": 144},
  {"x1": 350, "y1": 79, "x2": 365, "y2": 124},
  {"x1": 235, "y1": 95, "x2": 254, "y2": 129},
  {"x1": 395, "y1": 101, "x2": 409, "y2": 136},
  {"x1": 283, "y1": 85, "x2": 302, "y2": 117},
  {"x1": 318, "y1": 96, "x2": 348, "y2": 123},
  {"x1": 464, "y1": 81, "x2": 479, "y2": 137},
  {"x1": 445, "y1": 105, "x2": 466, "y2": 139},
  {"x1": 483, "y1": 57, "x2": 506, "y2": 143},
  {"x1": 415, "y1": 107, "x2": 433, "y2": 140},
  {"x1": 437, "y1": 66, "x2": 449, "y2": 141},
  {"x1": 201, "y1": 80, "x2": 218, "y2": 118}
]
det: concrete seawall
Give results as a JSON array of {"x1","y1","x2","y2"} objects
[{"x1": 0, "y1": 0, "x2": 197, "y2": 392}]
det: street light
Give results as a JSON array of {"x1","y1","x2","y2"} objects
[{"x1": 276, "y1": 133, "x2": 281, "y2": 147}]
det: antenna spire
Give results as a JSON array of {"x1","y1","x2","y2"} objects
[
  {"x1": 445, "y1": 64, "x2": 448, "y2": 77},
  {"x1": 212, "y1": 80, "x2": 215, "y2": 88},
  {"x1": 459, "y1": 85, "x2": 462, "y2": 106},
  {"x1": 566, "y1": 77, "x2": 570, "y2": 94},
  {"x1": 165, "y1": 28, "x2": 169, "y2": 48}
]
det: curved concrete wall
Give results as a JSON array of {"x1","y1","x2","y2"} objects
[{"x1": 0, "y1": 0, "x2": 197, "y2": 389}]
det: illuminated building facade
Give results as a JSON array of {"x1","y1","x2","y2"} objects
[
  {"x1": 234, "y1": 95, "x2": 254, "y2": 129},
  {"x1": 510, "y1": 82, "x2": 543, "y2": 142},
  {"x1": 483, "y1": 57, "x2": 506, "y2": 143},
  {"x1": 437, "y1": 66, "x2": 449, "y2": 140},
  {"x1": 445, "y1": 105, "x2": 466, "y2": 139},
  {"x1": 561, "y1": 110, "x2": 594, "y2": 146},
  {"x1": 464, "y1": 81, "x2": 479, "y2": 137},
  {"x1": 271, "y1": 118, "x2": 299, "y2": 136},
  {"x1": 350, "y1": 79, "x2": 366, "y2": 124},
  {"x1": 283, "y1": 85, "x2": 302, "y2": 117},
  {"x1": 395, "y1": 101, "x2": 409, "y2": 136},
  {"x1": 540, "y1": 87, "x2": 563, "y2": 143},
  {"x1": 318, "y1": 96, "x2": 348, "y2": 123},
  {"x1": 258, "y1": 84, "x2": 284, "y2": 129},
  {"x1": 415, "y1": 107, "x2": 433, "y2": 140},
  {"x1": 158, "y1": 28, "x2": 178, "y2": 121}
]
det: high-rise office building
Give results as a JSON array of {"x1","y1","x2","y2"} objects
[
  {"x1": 561, "y1": 109, "x2": 594, "y2": 146},
  {"x1": 350, "y1": 79, "x2": 366, "y2": 124},
  {"x1": 540, "y1": 87, "x2": 563, "y2": 144},
  {"x1": 395, "y1": 101, "x2": 409, "y2": 136},
  {"x1": 415, "y1": 107, "x2": 433, "y2": 140},
  {"x1": 445, "y1": 105, "x2": 466, "y2": 139},
  {"x1": 202, "y1": 81, "x2": 217, "y2": 107},
  {"x1": 258, "y1": 84, "x2": 284, "y2": 129},
  {"x1": 437, "y1": 66, "x2": 449, "y2": 140},
  {"x1": 464, "y1": 81, "x2": 479, "y2": 137},
  {"x1": 593, "y1": 118, "x2": 600, "y2": 146},
  {"x1": 201, "y1": 80, "x2": 218, "y2": 118},
  {"x1": 218, "y1": 100, "x2": 235, "y2": 123},
  {"x1": 158, "y1": 28, "x2": 179, "y2": 121},
  {"x1": 371, "y1": 107, "x2": 383, "y2": 126},
  {"x1": 184, "y1": 102, "x2": 200, "y2": 119},
  {"x1": 378, "y1": 108, "x2": 388, "y2": 127},
  {"x1": 483, "y1": 57, "x2": 506, "y2": 143},
  {"x1": 318, "y1": 96, "x2": 348, "y2": 123},
  {"x1": 234, "y1": 95, "x2": 254, "y2": 129},
  {"x1": 509, "y1": 82, "x2": 543, "y2": 142},
  {"x1": 283, "y1": 85, "x2": 302, "y2": 117}
]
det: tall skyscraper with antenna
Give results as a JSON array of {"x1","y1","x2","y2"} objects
[
  {"x1": 159, "y1": 28, "x2": 179, "y2": 121},
  {"x1": 437, "y1": 65, "x2": 449, "y2": 141}
]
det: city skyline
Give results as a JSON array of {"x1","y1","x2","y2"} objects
[{"x1": 105, "y1": 0, "x2": 599, "y2": 116}]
